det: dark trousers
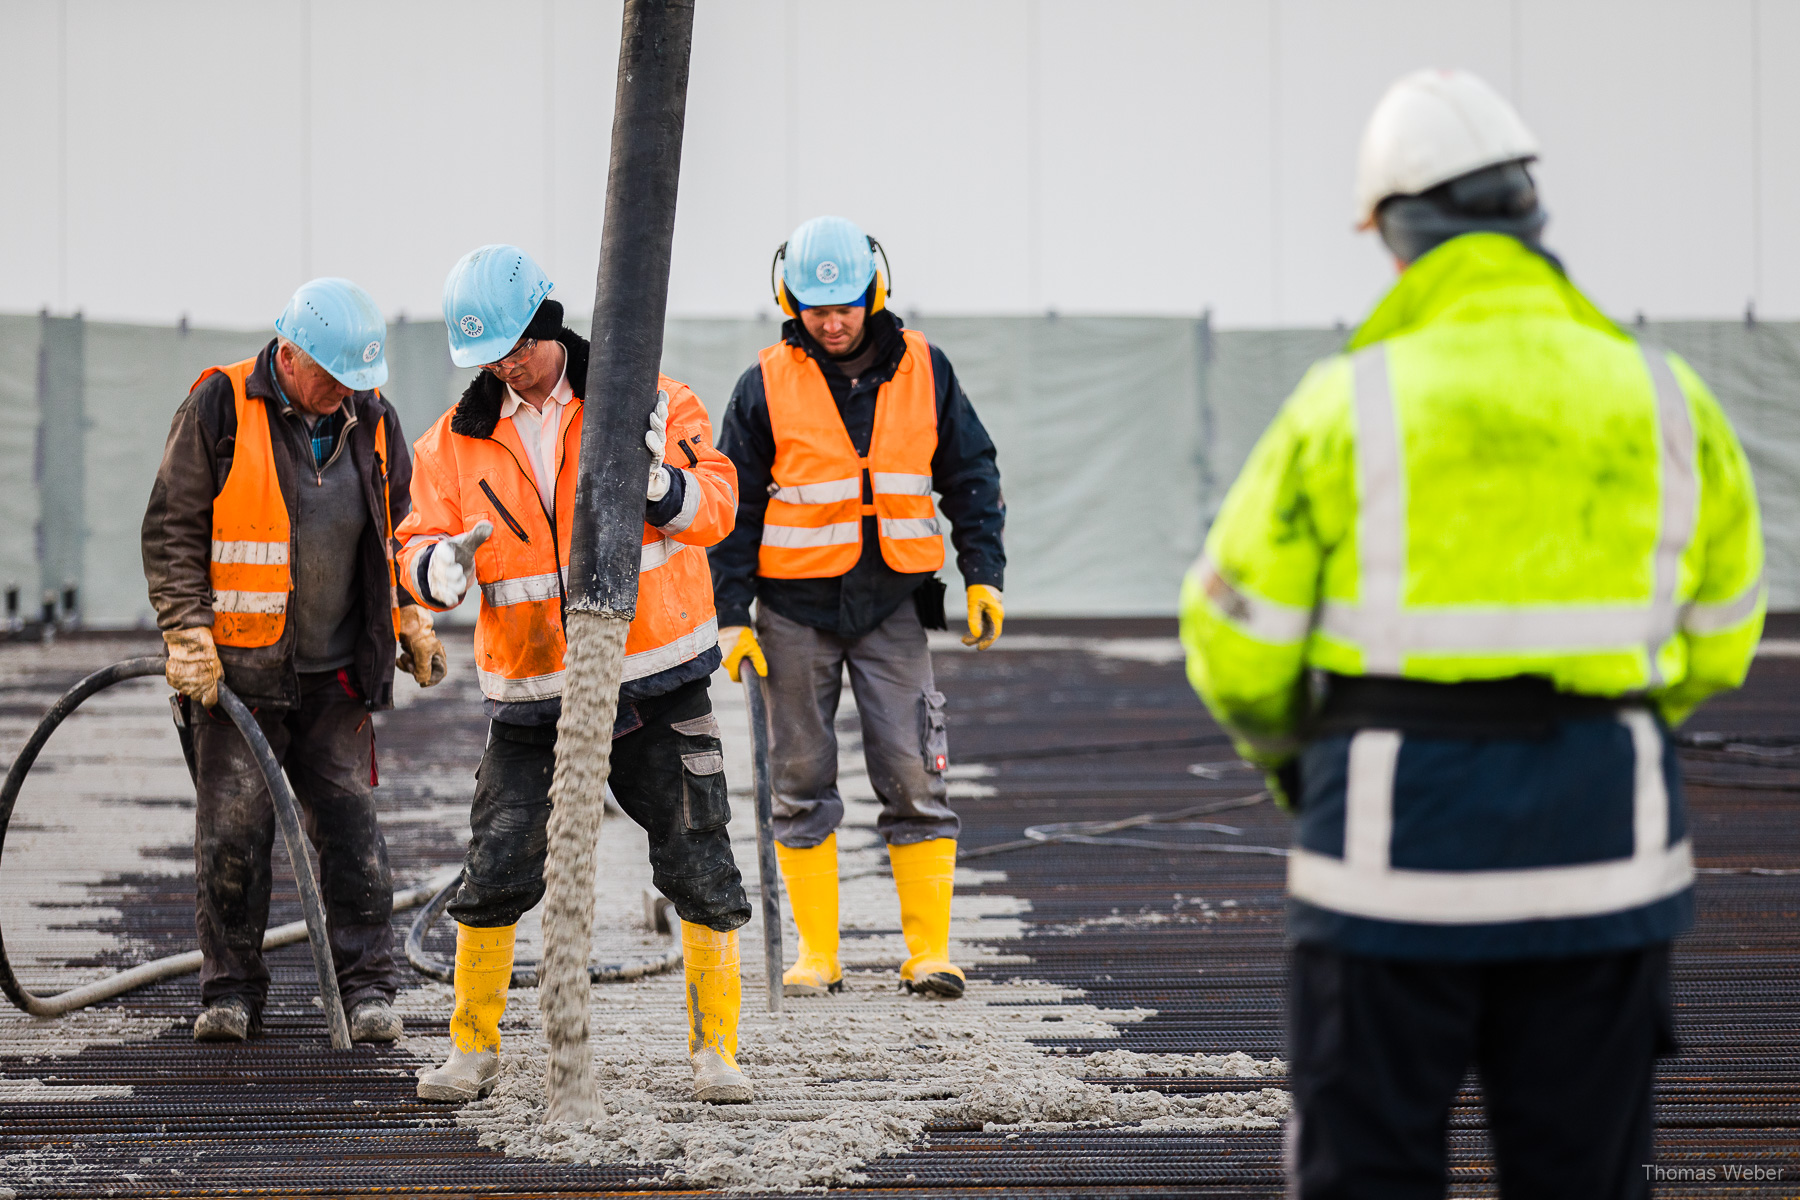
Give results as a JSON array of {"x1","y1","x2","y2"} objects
[
  {"x1": 446, "y1": 677, "x2": 750, "y2": 932},
  {"x1": 191, "y1": 671, "x2": 396, "y2": 1016},
  {"x1": 1287, "y1": 943, "x2": 1675, "y2": 1200}
]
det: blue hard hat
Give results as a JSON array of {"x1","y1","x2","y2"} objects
[
  {"x1": 782, "y1": 216, "x2": 876, "y2": 308},
  {"x1": 442, "y1": 245, "x2": 555, "y2": 368},
  {"x1": 273, "y1": 278, "x2": 388, "y2": 390}
]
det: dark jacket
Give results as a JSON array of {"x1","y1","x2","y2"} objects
[
  {"x1": 708, "y1": 310, "x2": 1005, "y2": 638},
  {"x1": 142, "y1": 338, "x2": 413, "y2": 711},
  {"x1": 434, "y1": 316, "x2": 717, "y2": 725}
]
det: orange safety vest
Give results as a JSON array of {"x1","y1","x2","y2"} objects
[
  {"x1": 395, "y1": 375, "x2": 735, "y2": 704},
  {"x1": 757, "y1": 328, "x2": 943, "y2": 578},
  {"x1": 193, "y1": 358, "x2": 400, "y2": 649}
]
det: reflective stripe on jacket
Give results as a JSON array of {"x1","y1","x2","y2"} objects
[
  {"x1": 757, "y1": 328, "x2": 944, "y2": 578},
  {"x1": 396, "y1": 353, "x2": 735, "y2": 705},
  {"x1": 194, "y1": 358, "x2": 402, "y2": 650}
]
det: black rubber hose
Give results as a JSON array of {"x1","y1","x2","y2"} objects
[
  {"x1": 0, "y1": 656, "x2": 351, "y2": 1048},
  {"x1": 404, "y1": 869, "x2": 681, "y2": 987}
]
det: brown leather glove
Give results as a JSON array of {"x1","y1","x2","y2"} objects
[
  {"x1": 163, "y1": 626, "x2": 223, "y2": 708},
  {"x1": 395, "y1": 606, "x2": 448, "y2": 687}
]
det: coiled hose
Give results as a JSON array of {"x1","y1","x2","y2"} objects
[{"x1": 0, "y1": 657, "x2": 353, "y2": 1047}]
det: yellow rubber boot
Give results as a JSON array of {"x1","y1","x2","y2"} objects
[
  {"x1": 417, "y1": 922, "x2": 515, "y2": 1102},
  {"x1": 683, "y1": 922, "x2": 753, "y2": 1103},
  {"x1": 776, "y1": 834, "x2": 843, "y2": 996},
  {"x1": 888, "y1": 838, "x2": 965, "y2": 999}
]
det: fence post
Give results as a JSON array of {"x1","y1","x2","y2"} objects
[{"x1": 35, "y1": 312, "x2": 84, "y2": 627}]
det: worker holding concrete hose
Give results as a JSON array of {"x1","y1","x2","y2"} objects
[
  {"x1": 1182, "y1": 70, "x2": 1764, "y2": 1198},
  {"x1": 397, "y1": 245, "x2": 753, "y2": 1105},
  {"x1": 142, "y1": 277, "x2": 441, "y2": 1046},
  {"x1": 709, "y1": 216, "x2": 1006, "y2": 1001}
]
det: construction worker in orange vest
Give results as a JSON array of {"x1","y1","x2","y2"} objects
[
  {"x1": 143, "y1": 277, "x2": 444, "y2": 1046},
  {"x1": 709, "y1": 216, "x2": 1006, "y2": 1001},
  {"x1": 399, "y1": 245, "x2": 752, "y2": 1106}
]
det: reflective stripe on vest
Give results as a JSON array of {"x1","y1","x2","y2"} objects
[
  {"x1": 1318, "y1": 343, "x2": 1699, "y2": 677},
  {"x1": 202, "y1": 359, "x2": 291, "y2": 648},
  {"x1": 1287, "y1": 711, "x2": 1693, "y2": 922},
  {"x1": 473, "y1": 616, "x2": 720, "y2": 697},
  {"x1": 757, "y1": 330, "x2": 944, "y2": 578},
  {"x1": 478, "y1": 537, "x2": 689, "y2": 608}
]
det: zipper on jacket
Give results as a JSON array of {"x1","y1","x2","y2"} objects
[
  {"x1": 477, "y1": 479, "x2": 531, "y2": 544},
  {"x1": 313, "y1": 413, "x2": 354, "y2": 489},
  {"x1": 484, "y1": 430, "x2": 572, "y2": 623},
  {"x1": 279, "y1": 405, "x2": 360, "y2": 486}
]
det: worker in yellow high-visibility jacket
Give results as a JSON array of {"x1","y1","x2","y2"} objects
[{"x1": 1181, "y1": 69, "x2": 1762, "y2": 1199}]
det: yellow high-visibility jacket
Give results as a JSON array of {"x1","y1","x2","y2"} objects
[{"x1": 1181, "y1": 234, "x2": 1764, "y2": 771}]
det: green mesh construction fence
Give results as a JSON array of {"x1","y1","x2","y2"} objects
[{"x1": 2, "y1": 312, "x2": 1793, "y2": 625}]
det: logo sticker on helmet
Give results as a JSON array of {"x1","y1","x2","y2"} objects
[
  {"x1": 460, "y1": 315, "x2": 484, "y2": 337},
  {"x1": 362, "y1": 341, "x2": 381, "y2": 363},
  {"x1": 815, "y1": 260, "x2": 839, "y2": 284}
]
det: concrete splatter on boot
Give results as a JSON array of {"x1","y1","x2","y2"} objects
[
  {"x1": 349, "y1": 999, "x2": 403, "y2": 1043},
  {"x1": 684, "y1": 922, "x2": 753, "y2": 1103},
  {"x1": 417, "y1": 923, "x2": 514, "y2": 1102},
  {"x1": 193, "y1": 996, "x2": 259, "y2": 1042}
]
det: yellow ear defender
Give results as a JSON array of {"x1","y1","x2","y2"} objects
[{"x1": 770, "y1": 236, "x2": 893, "y2": 317}]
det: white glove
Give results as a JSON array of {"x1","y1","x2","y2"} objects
[
  {"x1": 646, "y1": 390, "x2": 671, "y2": 501},
  {"x1": 425, "y1": 520, "x2": 494, "y2": 607}
]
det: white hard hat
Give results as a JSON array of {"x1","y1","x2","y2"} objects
[{"x1": 1354, "y1": 68, "x2": 1538, "y2": 228}]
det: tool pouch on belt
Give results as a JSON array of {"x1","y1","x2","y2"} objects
[
  {"x1": 912, "y1": 577, "x2": 948, "y2": 631},
  {"x1": 918, "y1": 689, "x2": 949, "y2": 775},
  {"x1": 680, "y1": 749, "x2": 731, "y2": 831}
]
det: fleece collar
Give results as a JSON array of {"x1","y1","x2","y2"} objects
[{"x1": 450, "y1": 325, "x2": 588, "y2": 439}]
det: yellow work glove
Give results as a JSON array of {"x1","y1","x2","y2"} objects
[
  {"x1": 395, "y1": 605, "x2": 448, "y2": 687},
  {"x1": 719, "y1": 625, "x2": 767, "y2": 682},
  {"x1": 163, "y1": 626, "x2": 223, "y2": 708},
  {"x1": 963, "y1": 585, "x2": 1004, "y2": 650}
]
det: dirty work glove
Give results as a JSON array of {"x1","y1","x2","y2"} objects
[
  {"x1": 395, "y1": 606, "x2": 448, "y2": 688},
  {"x1": 425, "y1": 520, "x2": 494, "y2": 608},
  {"x1": 963, "y1": 585, "x2": 1004, "y2": 650},
  {"x1": 163, "y1": 626, "x2": 223, "y2": 708},
  {"x1": 646, "y1": 390, "x2": 671, "y2": 501},
  {"x1": 719, "y1": 625, "x2": 767, "y2": 682}
]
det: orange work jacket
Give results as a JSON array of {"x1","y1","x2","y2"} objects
[
  {"x1": 396, "y1": 375, "x2": 735, "y2": 705},
  {"x1": 195, "y1": 358, "x2": 400, "y2": 648},
  {"x1": 756, "y1": 328, "x2": 943, "y2": 579}
]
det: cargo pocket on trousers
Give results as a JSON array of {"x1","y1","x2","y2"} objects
[
  {"x1": 680, "y1": 748, "x2": 731, "y2": 831},
  {"x1": 918, "y1": 689, "x2": 949, "y2": 775}
]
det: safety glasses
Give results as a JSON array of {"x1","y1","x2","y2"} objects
[{"x1": 480, "y1": 338, "x2": 537, "y2": 373}]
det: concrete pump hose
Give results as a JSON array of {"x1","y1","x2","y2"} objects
[{"x1": 0, "y1": 655, "x2": 352, "y2": 1048}]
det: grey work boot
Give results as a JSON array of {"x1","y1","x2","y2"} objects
[
  {"x1": 691, "y1": 1047, "x2": 753, "y2": 1104},
  {"x1": 193, "y1": 997, "x2": 257, "y2": 1042},
  {"x1": 416, "y1": 1047, "x2": 501, "y2": 1102},
  {"x1": 349, "y1": 999, "x2": 403, "y2": 1043}
]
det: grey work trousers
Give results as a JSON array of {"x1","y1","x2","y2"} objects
[
  {"x1": 756, "y1": 604, "x2": 958, "y2": 849},
  {"x1": 190, "y1": 671, "x2": 396, "y2": 1017}
]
